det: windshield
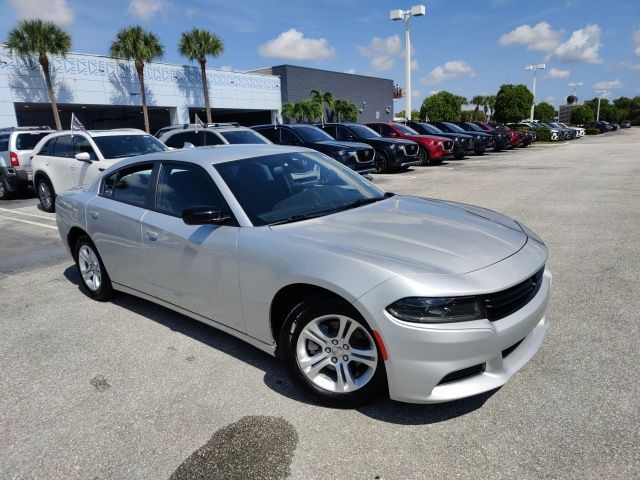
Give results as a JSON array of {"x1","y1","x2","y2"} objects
[
  {"x1": 464, "y1": 123, "x2": 486, "y2": 132},
  {"x1": 417, "y1": 123, "x2": 443, "y2": 134},
  {"x1": 215, "y1": 152, "x2": 385, "y2": 226},
  {"x1": 443, "y1": 122, "x2": 467, "y2": 133},
  {"x1": 393, "y1": 124, "x2": 419, "y2": 135},
  {"x1": 16, "y1": 132, "x2": 52, "y2": 150},
  {"x1": 220, "y1": 130, "x2": 271, "y2": 144},
  {"x1": 93, "y1": 135, "x2": 167, "y2": 159},
  {"x1": 294, "y1": 125, "x2": 334, "y2": 143},
  {"x1": 348, "y1": 124, "x2": 380, "y2": 138}
]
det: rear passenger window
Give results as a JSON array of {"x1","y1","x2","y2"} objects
[
  {"x1": 165, "y1": 131, "x2": 205, "y2": 148},
  {"x1": 38, "y1": 138, "x2": 57, "y2": 156},
  {"x1": 204, "y1": 131, "x2": 225, "y2": 145},
  {"x1": 255, "y1": 128, "x2": 279, "y2": 143},
  {"x1": 102, "y1": 164, "x2": 153, "y2": 208},
  {"x1": 53, "y1": 135, "x2": 75, "y2": 158}
]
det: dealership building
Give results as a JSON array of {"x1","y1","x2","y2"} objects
[{"x1": 0, "y1": 46, "x2": 394, "y2": 132}]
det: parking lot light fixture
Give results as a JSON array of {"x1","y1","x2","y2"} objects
[
  {"x1": 568, "y1": 81, "x2": 583, "y2": 97},
  {"x1": 595, "y1": 89, "x2": 607, "y2": 121},
  {"x1": 525, "y1": 63, "x2": 545, "y2": 121},
  {"x1": 390, "y1": 4, "x2": 426, "y2": 123}
]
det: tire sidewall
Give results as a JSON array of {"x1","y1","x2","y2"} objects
[
  {"x1": 0, "y1": 174, "x2": 9, "y2": 200},
  {"x1": 37, "y1": 177, "x2": 56, "y2": 212},
  {"x1": 279, "y1": 297, "x2": 386, "y2": 408}
]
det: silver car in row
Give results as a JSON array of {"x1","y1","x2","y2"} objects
[{"x1": 55, "y1": 145, "x2": 551, "y2": 406}]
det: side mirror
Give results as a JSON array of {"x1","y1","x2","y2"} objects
[
  {"x1": 75, "y1": 152, "x2": 91, "y2": 162},
  {"x1": 182, "y1": 207, "x2": 231, "y2": 225}
]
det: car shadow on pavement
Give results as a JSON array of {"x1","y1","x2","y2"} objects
[{"x1": 64, "y1": 265, "x2": 499, "y2": 425}]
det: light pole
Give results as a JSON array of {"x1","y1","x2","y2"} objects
[
  {"x1": 525, "y1": 63, "x2": 545, "y2": 121},
  {"x1": 390, "y1": 5, "x2": 426, "y2": 122},
  {"x1": 568, "y1": 81, "x2": 583, "y2": 97},
  {"x1": 595, "y1": 89, "x2": 607, "y2": 121}
]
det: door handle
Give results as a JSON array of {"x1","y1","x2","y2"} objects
[
  {"x1": 89, "y1": 211, "x2": 99, "y2": 220},
  {"x1": 146, "y1": 230, "x2": 158, "y2": 241},
  {"x1": 70, "y1": 165, "x2": 77, "y2": 170}
]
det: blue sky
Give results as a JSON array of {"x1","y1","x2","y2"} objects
[{"x1": 2, "y1": 0, "x2": 639, "y2": 108}]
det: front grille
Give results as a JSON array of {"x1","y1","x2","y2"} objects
[
  {"x1": 356, "y1": 148, "x2": 374, "y2": 163},
  {"x1": 438, "y1": 363, "x2": 486, "y2": 385},
  {"x1": 443, "y1": 140, "x2": 453, "y2": 151},
  {"x1": 482, "y1": 267, "x2": 545, "y2": 321},
  {"x1": 401, "y1": 144, "x2": 418, "y2": 156}
]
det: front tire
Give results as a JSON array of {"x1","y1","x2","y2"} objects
[
  {"x1": 279, "y1": 296, "x2": 386, "y2": 408},
  {"x1": 374, "y1": 150, "x2": 391, "y2": 173},
  {"x1": 36, "y1": 176, "x2": 56, "y2": 212},
  {"x1": 417, "y1": 146, "x2": 430, "y2": 166},
  {"x1": 74, "y1": 235, "x2": 114, "y2": 301}
]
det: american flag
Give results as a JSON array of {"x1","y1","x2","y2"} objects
[
  {"x1": 195, "y1": 113, "x2": 205, "y2": 133},
  {"x1": 70, "y1": 113, "x2": 85, "y2": 131}
]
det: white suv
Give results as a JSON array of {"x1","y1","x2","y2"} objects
[
  {"x1": 0, "y1": 126, "x2": 56, "y2": 199},
  {"x1": 31, "y1": 129, "x2": 168, "y2": 212},
  {"x1": 156, "y1": 122, "x2": 271, "y2": 148}
]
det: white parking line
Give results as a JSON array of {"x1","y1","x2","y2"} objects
[
  {"x1": 0, "y1": 214, "x2": 58, "y2": 230},
  {"x1": 0, "y1": 207, "x2": 55, "y2": 221}
]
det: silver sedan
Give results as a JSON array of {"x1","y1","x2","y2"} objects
[{"x1": 55, "y1": 145, "x2": 551, "y2": 407}]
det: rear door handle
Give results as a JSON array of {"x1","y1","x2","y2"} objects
[{"x1": 146, "y1": 230, "x2": 158, "y2": 241}]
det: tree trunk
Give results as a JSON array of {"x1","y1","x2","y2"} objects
[
  {"x1": 136, "y1": 60, "x2": 150, "y2": 133},
  {"x1": 39, "y1": 53, "x2": 62, "y2": 131},
  {"x1": 200, "y1": 59, "x2": 212, "y2": 123}
]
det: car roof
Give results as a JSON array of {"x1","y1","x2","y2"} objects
[
  {"x1": 43, "y1": 129, "x2": 148, "y2": 138},
  {"x1": 105, "y1": 144, "x2": 313, "y2": 170}
]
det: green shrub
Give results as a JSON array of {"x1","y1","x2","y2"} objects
[
  {"x1": 585, "y1": 128, "x2": 600, "y2": 135},
  {"x1": 534, "y1": 128, "x2": 552, "y2": 141}
]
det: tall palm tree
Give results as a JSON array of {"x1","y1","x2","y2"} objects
[
  {"x1": 310, "y1": 89, "x2": 334, "y2": 124},
  {"x1": 333, "y1": 99, "x2": 358, "y2": 122},
  {"x1": 5, "y1": 20, "x2": 71, "y2": 131},
  {"x1": 485, "y1": 95, "x2": 497, "y2": 121},
  {"x1": 470, "y1": 95, "x2": 485, "y2": 121},
  {"x1": 178, "y1": 28, "x2": 224, "y2": 123},
  {"x1": 281, "y1": 102, "x2": 296, "y2": 123},
  {"x1": 110, "y1": 26, "x2": 164, "y2": 133}
]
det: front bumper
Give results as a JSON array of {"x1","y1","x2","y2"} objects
[{"x1": 354, "y1": 241, "x2": 551, "y2": 404}]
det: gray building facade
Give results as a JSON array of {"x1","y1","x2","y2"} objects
[{"x1": 251, "y1": 65, "x2": 394, "y2": 124}]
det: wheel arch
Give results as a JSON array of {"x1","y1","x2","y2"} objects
[{"x1": 67, "y1": 226, "x2": 89, "y2": 257}]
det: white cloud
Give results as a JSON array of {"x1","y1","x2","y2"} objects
[
  {"x1": 635, "y1": 31, "x2": 640, "y2": 58},
  {"x1": 592, "y1": 79, "x2": 623, "y2": 89},
  {"x1": 421, "y1": 60, "x2": 475, "y2": 85},
  {"x1": 544, "y1": 96, "x2": 556, "y2": 104},
  {"x1": 344, "y1": 68, "x2": 356, "y2": 74},
  {"x1": 259, "y1": 29, "x2": 335, "y2": 60},
  {"x1": 411, "y1": 59, "x2": 419, "y2": 71},
  {"x1": 546, "y1": 68, "x2": 570, "y2": 79},
  {"x1": 358, "y1": 35, "x2": 402, "y2": 71},
  {"x1": 411, "y1": 89, "x2": 421, "y2": 98},
  {"x1": 499, "y1": 22, "x2": 562, "y2": 52},
  {"x1": 10, "y1": 0, "x2": 74, "y2": 26},
  {"x1": 128, "y1": 0, "x2": 166, "y2": 20},
  {"x1": 546, "y1": 24, "x2": 602, "y2": 63},
  {"x1": 185, "y1": 6, "x2": 199, "y2": 19}
]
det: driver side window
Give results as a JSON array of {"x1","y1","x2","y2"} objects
[
  {"x1": 280, "y1": 129, "x2": 299, "y2": 145},
  {"x1": 335, "y1": 126, "x2": 353, "y2": 141},
  {"x1": 74, "y1": 137, "x2": 98, "y2": 160}
]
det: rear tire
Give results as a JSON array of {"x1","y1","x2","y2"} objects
[
  {"x1": 36, "y1": 176, "x2": 56, "y2": 212},
  {"x1": 279, "y1": 296, "x2": 386, "y2": 408},
  {"x1": 374, "y1": 150, "x2": 391, "y2": 173},
  {"x1": 74, "y1": 235, "x2": 114, "y2": 301},
  {"x1": 0, "y1": 174, "x2": 11, "y2": 200}
]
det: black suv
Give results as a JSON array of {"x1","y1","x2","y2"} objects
[
  {"x1": 427, "y1": 122, "x2": 494, "y2": 155},
  {"x1": 252, "y1": 124, "x2": 375, "y2": 174},
  {"x1": 405, "y1": 121, "x2": 474, "y2": 159},
  {"x1": 453, "y1": 122, "x2": 510, "y2": 152},
  {"x1": 316, "y1": 123, "x2": 420, "y2": 173}
]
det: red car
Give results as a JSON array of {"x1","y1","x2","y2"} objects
[
  {"x1": 473, "y1": 121, "x2": 526, "y2": 148},
  {"x1": 365, "y1": 122, "x2": 454, "y2": 166}
]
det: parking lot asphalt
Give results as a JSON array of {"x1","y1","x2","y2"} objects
[{"x1": 1, "y1": 130, "x2": 639, "y2": 479}]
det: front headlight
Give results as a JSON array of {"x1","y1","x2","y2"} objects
[
  {"x1": 335, "y1": 150, "x2": 346, "y2": 157},
  {"x1": 517, "y1": 221, "x2": 545, "y2": 246},
  {"x1": 388, "y1": 144, "x2": 398, "y2": 150},
  {"x1": 387, "y1": 296, "x2": 483, "y2": 323}
]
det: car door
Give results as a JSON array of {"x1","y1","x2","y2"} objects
[
  {"x1": 47, "y1": 134, "x2": 79, "y2": 192},
  {"x1": 73, "y1": 135, "x2": 103, "y2": 186},
  {"x1": 86, "y1": 162, "x2": 154, "y2": 293},
  {"x1": 141, "y1": 162, "x2": 244, "y2": 332}
]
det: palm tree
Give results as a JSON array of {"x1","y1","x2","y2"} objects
[
  {"x1": 470, "y1": 95, "x2": 485, "y2": 121},
  {"x1": 310, "y1": 89, "x2": 334, "y2": 124},
  {"x1": 178, "y1": 28, "x2": 224, "y2": 124},
  {"x1": 5, "y1": 20, "x2": 71, "y2": 131},
  {"x1": 485, "y1": 95, "x2": 497, "y2": 121},
  {"x1": 333, "y1": 99, "x2": 358, "y2": 122},
  {"x1": 281, "y1": 102, "x2": 296, "y2": 123},
  {"x1": 110, "y1": 26, "x2": 164, "y2": 133}
]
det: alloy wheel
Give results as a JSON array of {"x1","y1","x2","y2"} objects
[
  {"x1": 38, "y1": 181, "x2": 53, "y2": 210},
  {"x1": 296, "y1": 314, "x2": 378, "y2": 393},
  {"x1": 78, "y1": 244, "x2": 102, "y2": 292}
]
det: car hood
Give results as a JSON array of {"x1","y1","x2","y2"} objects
[
  {"x1": 271, "y1": 195, "x2": 527, "y2": 276},
  {"x1": 360, "y1": 137, "x2": 416, "y2": 148}
]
